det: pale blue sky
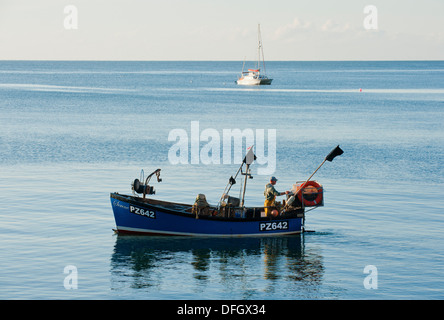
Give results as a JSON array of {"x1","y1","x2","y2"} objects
[{"x1": 0, "y1": 0, "x2": 442, "y2": 60}]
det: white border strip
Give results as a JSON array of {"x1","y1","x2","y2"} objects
[{"x1": 116, "y1": 226, "x2": 301, "y2": 237}]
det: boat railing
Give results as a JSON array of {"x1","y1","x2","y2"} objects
[{"x1": 197, "y1": 201, "x2": 303, "y2": 220}]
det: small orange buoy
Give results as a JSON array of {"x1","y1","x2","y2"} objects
[
  {"x1": 271, "y1": 209, "x2": 279, "y2": 217},
  {"x1": 359, "y1": 88, "x2": 362, "y2": 92}
]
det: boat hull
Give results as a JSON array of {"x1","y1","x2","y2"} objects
[
  {"x1": 259, "y1": 78, "x2": 273, "y2": 85},
  {"x1": 110, "y1": 193, "x2": 303, "y2": 237},
  {"x1": 236, "y1": 78, "x2": 273, "y2": 86}
]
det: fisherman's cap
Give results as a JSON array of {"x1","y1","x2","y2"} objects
[{"x1": 270, "y1": 176, "x2": 278, "y2": 182}]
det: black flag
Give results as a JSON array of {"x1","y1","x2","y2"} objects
[
  {"x1": 243, "y1": 146, "x2": 257, "y2": 165},
  {"x1": 325, "y1": 145, "x2": 344, "y2": 162}
]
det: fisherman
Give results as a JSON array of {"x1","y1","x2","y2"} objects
[
  {"x1": 264, "y1": 176, "x2": 289, "y2": 217},
  {"x1": 192, "y1": 194, "x2": 210, "y2": 218}
]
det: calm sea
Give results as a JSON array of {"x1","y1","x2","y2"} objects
[{"x1": 0, "y1": 61, "x2": 443, "y2": 300}]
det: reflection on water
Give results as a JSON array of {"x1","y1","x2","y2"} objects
[{"x1": 110, "y1": 235, "x2": 324, "y2": 299}]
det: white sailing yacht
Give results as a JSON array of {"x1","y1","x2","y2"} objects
[{"x1": 236, "y1": 24, "x2": 273, "y2": 86}]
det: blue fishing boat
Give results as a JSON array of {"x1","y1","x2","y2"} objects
[{"x1": 110, "y1": 146, "x2": 343, "y2": 237}]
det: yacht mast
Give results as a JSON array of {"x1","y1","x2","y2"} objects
[
  {"x1": 257, "y1": 24, "x2": 261, "y2": 73},
  {"x1": 256, "y1": 24, "x2": 267, "y2": 76}
]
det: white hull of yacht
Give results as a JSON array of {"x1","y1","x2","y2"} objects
[{"x1": 236, "y1": 76, "x2": 272, "y2": 86}]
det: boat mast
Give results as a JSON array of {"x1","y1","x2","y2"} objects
[
  {"x1": 258, "y1": 24, "x2": 267, "y2": 76},
  {"x1": 240, "y1": 163, "x2": 250, "y2": 207},
  {"x1": 241, "y1": 56, "x2": 246, "y2": 75},
  {"x1": 240, "y1": 147, "x2": 255, "y2": 207},
  {"x1": 261, "y1": 32, "x2": 266, "y2": 76},
  {"x1": 219, "y1": 147, "x2": 255, "y2": 208},
  {"x1": 257, "y1": 24, "x2": 261, "y2": 74}
]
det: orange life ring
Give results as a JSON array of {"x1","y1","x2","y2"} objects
[{"x1": 297, "y1": 181, "x2": 323, "y2": 207}]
